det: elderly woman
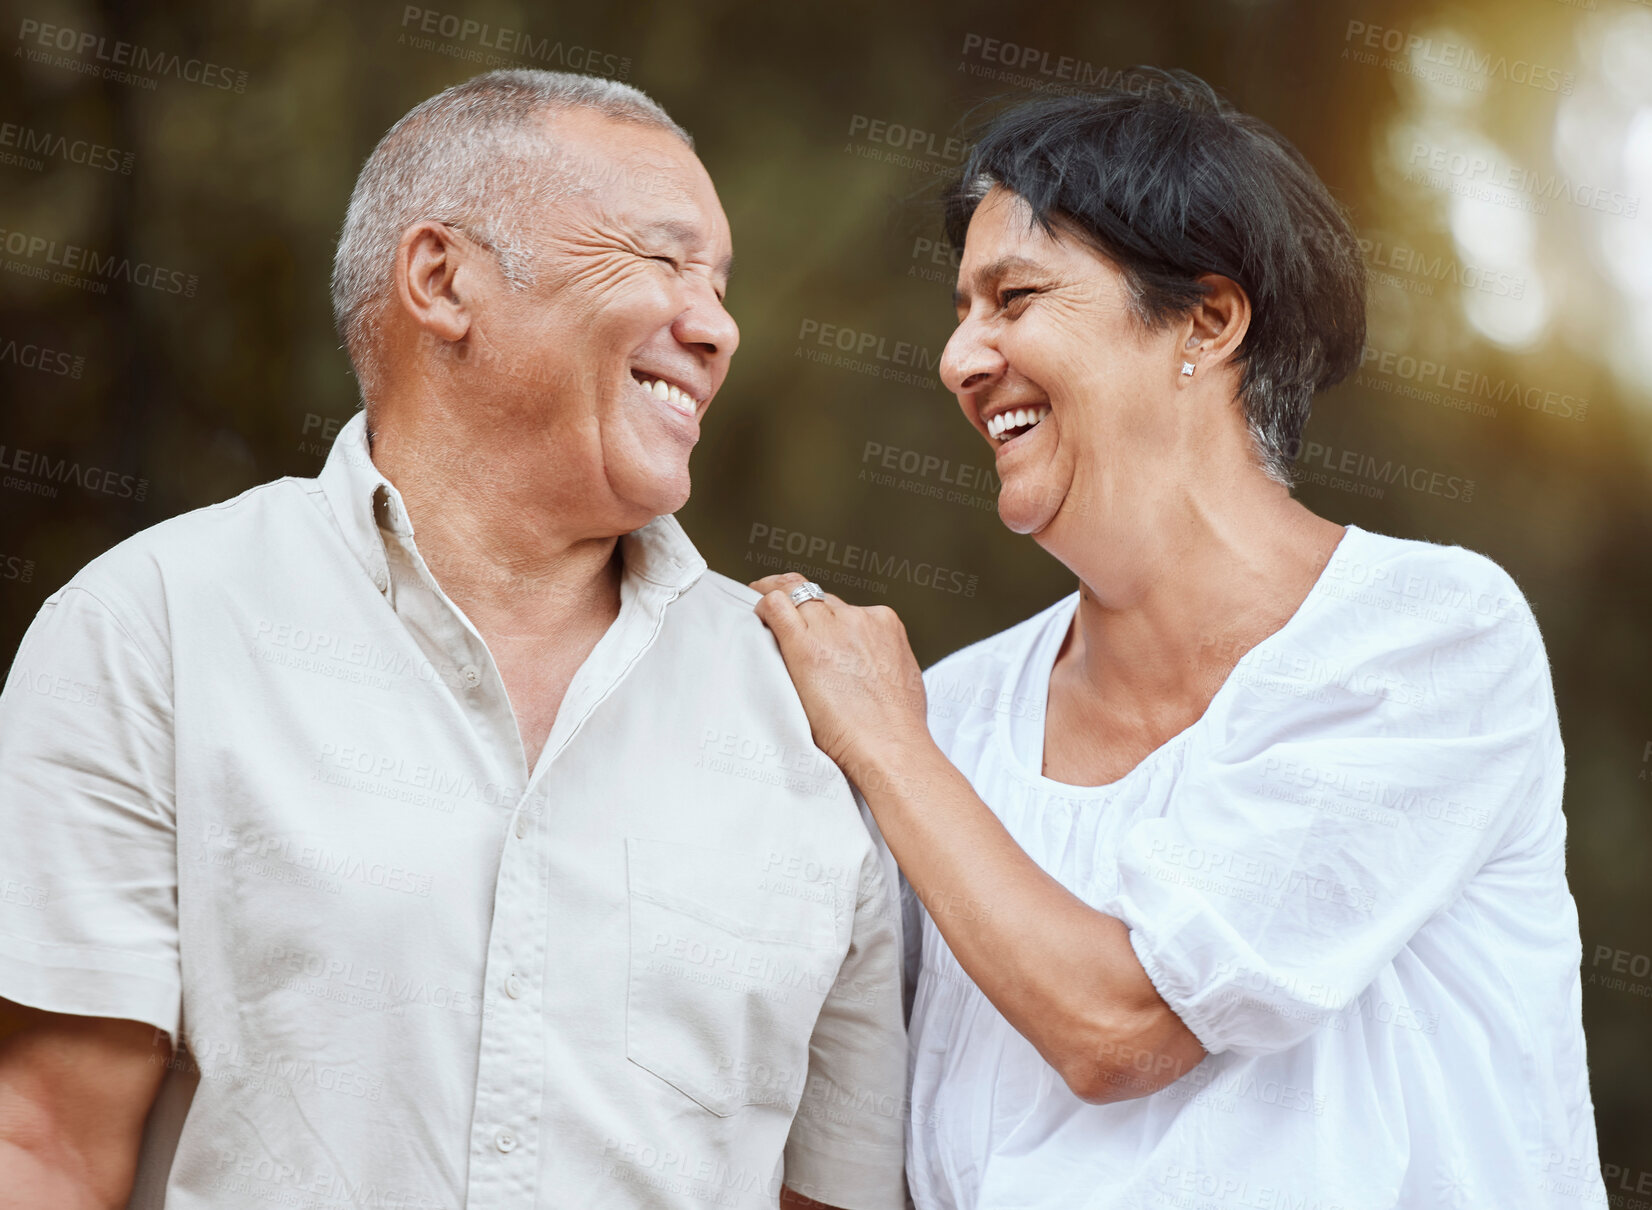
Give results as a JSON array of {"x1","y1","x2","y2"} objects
[{"x1": 753, "y1": 72, "x2": 1604, "y2": 1209}]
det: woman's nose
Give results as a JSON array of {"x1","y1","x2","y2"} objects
[{"x1": 941, "y1": 320, "x2": 1006, "y2": 396}]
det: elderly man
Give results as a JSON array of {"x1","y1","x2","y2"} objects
[{"x1": 0, "y1": 70, "x2": 905, "y2": 1210}]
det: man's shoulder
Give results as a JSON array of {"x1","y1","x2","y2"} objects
[
  {"x1": 665, "y1": 569, "x2": 869, "y2": 819},
  {"x1": 662, "y1": 568, "x2": 812, "y2": 701},
  {"x1": 693, "y1": 567, "x2": 764, "y2": 609},
  {"x1": 674, "y1": 568, "x2": 787, "y2": 642},
  {"x1": 63, "y1": 476, "x2": 314, "y2": 609}
]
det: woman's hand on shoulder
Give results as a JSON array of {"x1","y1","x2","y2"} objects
[{"x1": 750, "y1": 573, "x2": 931, "y2": 776}]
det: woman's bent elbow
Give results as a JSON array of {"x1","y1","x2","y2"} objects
[{"x1": 1056, "y1": 1014, "x2": 1205, "y2": 1104}]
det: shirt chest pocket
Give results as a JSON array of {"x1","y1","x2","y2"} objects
[{"x1": 625, "y1": 836, "x2": 845, "y2": 1117}]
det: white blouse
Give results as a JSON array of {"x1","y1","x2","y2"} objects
[{"x1": 906, "y1": 524, "x2": 1606, "y2": 1210}]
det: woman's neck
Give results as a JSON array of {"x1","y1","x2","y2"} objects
[{"x1": 1054, "y1": 484, "x2": 1345, "y2": 722}]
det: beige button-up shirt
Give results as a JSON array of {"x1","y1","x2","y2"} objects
[{"x1": 0, "y1": 411, "x2": 907, "y2": 1210}]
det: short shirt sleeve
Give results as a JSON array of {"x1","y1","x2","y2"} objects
[
  {"x1": 1106, "y1": 604, "x2": 1555, "y2": 1059},
  {"x1": 0, "y1": 584, "x2": 180, "y2": 1042},
  {"x1": 783, "y1": 826, "x2": 908, "y2": 1210}
]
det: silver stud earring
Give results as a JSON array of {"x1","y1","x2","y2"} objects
[{"x1": 1180, "y1": 361, "x2": 1196, "y2": 377}]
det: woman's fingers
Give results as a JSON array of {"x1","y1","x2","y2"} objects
[
  {"x1": 750, "y1": 574, "x2": 929, "y2": 773},
  {"x1": 753, "y1": 586, "x2": 812, "y2": 647},
  {"x1": 749, "y1": 572, "x2": 806, "y2": 596},
  {"x1": 749, "y1": 573, "x2": 844, "y2": 623}
]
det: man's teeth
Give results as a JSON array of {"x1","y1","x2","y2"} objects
[
  {"x1": 636, "y1": 375, "x2": 697, "y2": 416},
  {"x1": 986, "y1": 405, "x2": 1052, "y2": 441}
]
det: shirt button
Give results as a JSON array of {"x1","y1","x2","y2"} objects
[
  {"x1": 460, "y1": 664, "x2": 481, "y2": 687},
  {"x1": 493, "y1": 1128, "x2": 517, "y2": 1153},
  {"x1": 514, "y1": 812, "x2": 529, "y2": 839},
  {"x1": 505, "y1": 973, "x2": 524, "y2": 999},
  {"x1": 372, "y1": 569, "x2": 388, "y2": 592}
]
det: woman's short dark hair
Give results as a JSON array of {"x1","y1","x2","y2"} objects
[{"x1": 943, "y1": 69, "x2": 1365, "y2": 485}]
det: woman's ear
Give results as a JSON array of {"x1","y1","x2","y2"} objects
[{"x1": 1182, "y1": 274, "x2": 1252, "y2": 370}]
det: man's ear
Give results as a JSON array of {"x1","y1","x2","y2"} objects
[
  {"x1": 1181, "y1": 274, "x2": 1251, "y2": 368},
  {"x1": 393, "y1": 221, "x2": 479, "y2": 345}
]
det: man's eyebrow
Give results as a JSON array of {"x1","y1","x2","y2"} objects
[
  {"x1": 640, "y1": 219, "x2": 734, "y2": 281},
  {"x1": 640, "y1": 218, "x2": 699, "y2": 247},
  {"x1": 953, "y1": 254, "x2": 1046, "y2": 309}
]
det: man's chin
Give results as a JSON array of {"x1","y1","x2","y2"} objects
[{"x1": 617, "y1": 471, "x2": 692, "y2": 524}]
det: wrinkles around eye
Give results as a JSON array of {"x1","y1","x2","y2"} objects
[{"x1": 626, "y1": 245, "x2": 731, "y2": 304}]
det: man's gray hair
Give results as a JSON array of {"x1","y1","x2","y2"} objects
[{"x1": 330, "y1": 69, "x2": 690, "y2": 401}]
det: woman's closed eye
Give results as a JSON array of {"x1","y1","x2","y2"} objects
[{"x1": 999, "y1": 287, "x2": 1038, "y2": 312}]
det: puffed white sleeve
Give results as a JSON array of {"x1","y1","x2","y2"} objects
[
  {"x1": 0, "y1": 583, "x2": 180, "y2": 1043},
  {"x1": 1104, "y1": 603, "x2": 1556, "y2": 1059}
]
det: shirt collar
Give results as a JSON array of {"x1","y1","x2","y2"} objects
[
  {"x1": 620, "y1": 512, "x2": 707, "y2": 592},
  {"x1": 317, "y1": 409, "x2": 707, "y2": 597}
]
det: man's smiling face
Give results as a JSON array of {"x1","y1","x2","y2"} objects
[{"x1": 459, "y1": 106, "x2": 738, "y2": 530}]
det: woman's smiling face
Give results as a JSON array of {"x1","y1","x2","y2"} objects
[{"x1": 941, "y1": 186, "x2": 1206, "y2": 547}]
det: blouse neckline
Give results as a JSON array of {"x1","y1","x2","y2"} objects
[{"x1": 993, "y1": 524, "x2": 1361, "y2": 796}]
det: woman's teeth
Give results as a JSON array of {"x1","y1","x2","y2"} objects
[
  {"x1": 636, "y1": 375, "x2": 697, "y2": 417},
  {"x1": 987, "y1": 405, "x2": 1052, "y2": 442}
]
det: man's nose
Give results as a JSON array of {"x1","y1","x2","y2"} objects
[
  {"x1": 673, "y1": 283, "x2": 740, "y2": 361},
  {"x1": 940, "y1": 320, "x2": 1005, "y2": 396}
]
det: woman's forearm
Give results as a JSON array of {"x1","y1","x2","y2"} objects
[
  {"x1": 744, "y1": 574, "x2": 1203, "y2": 1100},
  {"x1": 850, "y1": 735, "x2": 1205, "y2": 1103}
]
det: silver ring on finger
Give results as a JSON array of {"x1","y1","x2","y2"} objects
[{"x1": 788, "y1": 580, "x2": 827, "y2": 607}]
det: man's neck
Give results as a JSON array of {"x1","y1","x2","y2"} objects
[{"x1": 365, "y1": 410, "x2": 627, "y2": 634}]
